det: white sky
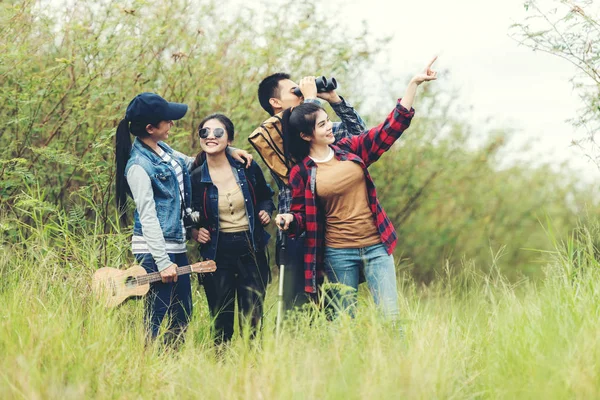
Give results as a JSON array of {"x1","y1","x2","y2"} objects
[{"x1": 337, "y1": 0, "x2": 600, "y2": 180}]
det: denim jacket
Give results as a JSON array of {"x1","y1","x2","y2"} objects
[
  {"x1": 125, "y1": 138, "x2": 192, "y2": 242},
  {"x1": 190, "y1": 154, "x2": 275, "y2": 261}
]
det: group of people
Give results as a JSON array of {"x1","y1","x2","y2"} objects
[{"x1": 114, "y1": 57, "x2": 438, "y2": 346}]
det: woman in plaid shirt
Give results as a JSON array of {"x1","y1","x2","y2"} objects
[{"x1": 276, "y1": 57, "x2": 438, "y2": 320}]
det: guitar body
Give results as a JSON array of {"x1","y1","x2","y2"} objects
[
  {"x1": 92, "y1": 260, "x2": 216, "y2": 308},
  {"x1": 92, "y1": 265, "x2": 150, "y2": 308}
]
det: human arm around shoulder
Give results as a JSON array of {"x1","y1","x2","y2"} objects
[
  {"x1": 172, "y1": 149, "x2": 196, "y2": 172},
  {"x1": 336, "y1": 56, "x2": 438, "y2": 166},
  {"x1": 329, "y1": 96, "x2": 367, "y2": 141},
  {"x1": 186, "y1": 147, "x2": 253, "y2": 170},
  {"x1": 127, "y1": 165, "x2": 175, "y2": 273},
  {"x1": 228, "y1": 147, "x2": 253, "y2": 168}
]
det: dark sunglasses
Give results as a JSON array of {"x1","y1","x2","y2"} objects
[{"x1": 198, "y1": 127, "x2": 226, "y2": 139}]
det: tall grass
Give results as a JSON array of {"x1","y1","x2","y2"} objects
[{"x1": 2, "y1": 209, "x2": 600, "y2": 399}]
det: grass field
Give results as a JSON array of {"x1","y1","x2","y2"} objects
[{"x1": 2, "y1": 221, "x2": 600, "y2": 400}]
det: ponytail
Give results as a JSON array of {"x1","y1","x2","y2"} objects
[
  {"x1": 115, "y1": 118, "x2": 132, "y2": 226},
  {"x1": 115, "y1": 116, "x2": 156, "y2": 225}
]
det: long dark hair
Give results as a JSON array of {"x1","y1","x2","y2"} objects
[
  {"x1": 115, "y1": 118, "x2": 158, "y2": 225},
  {"x1": 282, "y1": 102, "x2": 323, "y2": 164}
]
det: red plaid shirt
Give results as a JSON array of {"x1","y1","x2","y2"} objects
[{"x1": 289, "y1": 99, "x2": 415, "y2": 294}]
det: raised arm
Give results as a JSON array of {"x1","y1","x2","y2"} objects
[
  {"x1": 400, "y1": 56, "x2": 438, "y2": 110},
  {"x1": 336, "y1": 56, "x2": 438, "y2": 167},
  {"x1": 330, "y1": 96, "x2": 367, "y2": 140},
  {"x1": 335, "y1": 101, "x2": 415, "y2": 167},
  {"x1": 305, "y1": 93, "x2": 366, "y2": 140}
]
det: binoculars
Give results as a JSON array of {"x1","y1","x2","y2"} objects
[{"x1": 293, "y1": 76, "x2": 337, "y2": 97}]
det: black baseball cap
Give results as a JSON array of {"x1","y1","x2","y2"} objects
[{"x1": 125, "y1": 92, "x2": 188, "y2": 123}]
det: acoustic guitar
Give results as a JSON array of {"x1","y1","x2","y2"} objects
[{"x1": 92, "y1": 260, "x2": 216, "y2": 308}]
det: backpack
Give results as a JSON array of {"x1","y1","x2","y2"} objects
[{"x1": 248, "y1": 112, "x2": 295, "y2": 186}]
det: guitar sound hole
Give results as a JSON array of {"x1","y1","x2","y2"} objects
[{"x1": 125, "y1": 276, "x2": 138, "y2": 288}]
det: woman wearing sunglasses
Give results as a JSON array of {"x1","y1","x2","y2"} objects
[{"x1": 190, "y1": 114, "x2": 275, "y2": 346}]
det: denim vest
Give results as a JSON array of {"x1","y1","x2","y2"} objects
[
  {"x1": 125, "y1": 138, "x2": 192, "y2": 242},
  {"x1": 190, "y1": 155, "x2": 273, "y2": 261}
]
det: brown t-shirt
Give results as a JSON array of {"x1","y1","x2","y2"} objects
[{"x1": 314, "y1": 156, "x2": 381, "y2": 248}]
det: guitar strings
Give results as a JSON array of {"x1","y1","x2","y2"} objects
[{"x1": 133, "y1": 264, "x2": 195, "y2": 285}]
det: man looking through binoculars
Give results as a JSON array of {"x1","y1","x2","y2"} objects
[
  {"x1": 253, "y1": 73, "x2": 366, "y2": 310},
  {"x1": 260, "y1": 75, "x2": 345, "y2": 117}
]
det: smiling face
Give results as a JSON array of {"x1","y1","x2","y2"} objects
[
  {"x1": 146, "y1": 120, "x2": 173, "y2": 142},
  {"x1": 199, "y1": 118, "x2": 230, "y2": 155},
  {"x1": 301, "y1": 109, "x2": 334, "y2": 147}
]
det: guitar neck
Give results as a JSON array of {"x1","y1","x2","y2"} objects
[{"x1": 138, "y1": 265, "x2": 193, "y2": 285}]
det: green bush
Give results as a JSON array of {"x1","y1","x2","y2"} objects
[{"x1": 1, "y1": 0, "x2": 597, "y2": 282}]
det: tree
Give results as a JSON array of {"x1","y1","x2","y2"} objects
[
  {"x1": 0, "y1": 0, "x2": 382, "y2": 214},
  {"x1": 510, "y1": 0, "x2": 600, "y2": 163}
]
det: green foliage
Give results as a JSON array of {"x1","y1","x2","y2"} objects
[
  {"x1": 0, "y1": 0, "x2": 381, "y2": 277},
  {"x1": 0, "y1": 0, "x2": 378, "y2": 210},
  {"x1": 0, "y1": 0, "x2": 597, "y2": 283}
]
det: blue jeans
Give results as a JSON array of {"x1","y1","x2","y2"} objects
[
  {"x1": 135, "y1": 252, "x2": 192, "y2": 343},
  {"x1": 324, "y1": 243, "x2": 399, "y2": 320}
]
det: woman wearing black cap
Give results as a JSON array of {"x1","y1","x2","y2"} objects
[{"x1": 114, "y1": 92, "x2": 251, "y2": 344}]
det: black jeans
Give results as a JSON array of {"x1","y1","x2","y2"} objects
[
  {"x1": 278, "y1": 234, "x2": 311, "y2": 311},
  {"x1": 203, "y1": 231, "x2": 269, "y2": 345}
]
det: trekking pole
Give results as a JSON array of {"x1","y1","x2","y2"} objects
[{"x1": 275, "y1": 220, "x2": 287, "y2": 339}]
